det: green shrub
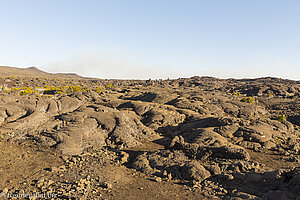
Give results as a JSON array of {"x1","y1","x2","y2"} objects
[
  {"x1": 277, "y1": 114, "x2": 286, "y2": 122},
  {"x1": 20, "y1": 87, "x2": 33, "y2": 95},
  {"x1": 241, "y1": 97, "x2": 255, "y2": 104},
  {"x1": 67, "y1": 85, "x2": 82, "y2": 93},
  {"x1": 233, "y1": 92, "x2": 241, "y2": 97},
  {"x1": 105, "y1": 83, "x2": 113, "y2": 89},
  {"x1": 96, "y1": 86, "x2": 103, "y2": 94}
]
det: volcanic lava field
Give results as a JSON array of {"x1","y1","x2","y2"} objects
[{"x1": 0, "y1": 66, "x2": 299, "y2": 200}]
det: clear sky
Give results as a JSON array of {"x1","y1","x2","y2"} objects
[{"x1": 0, "y1": 0, "x2": 299, "y2": 80}]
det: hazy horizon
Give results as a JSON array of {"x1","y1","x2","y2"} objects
[{"x1": 1, "y1": 0, "x2": 300, "y2": 80}]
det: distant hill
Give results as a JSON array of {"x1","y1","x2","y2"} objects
[{"x1": 0, "y1": 66, "x2": 83, "y2": 79}]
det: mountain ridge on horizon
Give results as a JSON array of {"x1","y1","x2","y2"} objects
[
  {"x1": 0, "y1": 66, "x2": 84, "y2": 79},
  {"x1": 0, "y1": 65, "x2": 299, "y2": 82}
]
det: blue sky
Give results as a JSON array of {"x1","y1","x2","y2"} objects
[{"x1": 0, "y1": 0, "x2": 299, "y2": 80}]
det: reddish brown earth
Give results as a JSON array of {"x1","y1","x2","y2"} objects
[{"x1": 0, "y1": 66, "x2": 299, "y2": 200}]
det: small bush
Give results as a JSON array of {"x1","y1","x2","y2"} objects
[
  {"x1": 20, "y1": 87, "x2": 33, "y2": 95},
  {"x1": 241, "y1": 97, "x2": 255, "y2": 104},
  {"x1": 66, "y1": 85, "x2": 82, "y2": 93},
  {"x1": 233, "y1": 92, "x2": 241, "y2": 97},
  {"x1": 105, "y1": 83, "x2": 113, "y2": 89},
  {"x1": 96, "y1": 86, "x2": 104, "y2": 94},
  {"x1": 277, "y1": 114, "x2": 286, "y2": 122}
]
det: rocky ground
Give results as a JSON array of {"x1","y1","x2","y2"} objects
[{"x1": 0, "y1": 67, "x2": 299, "y2": 199}]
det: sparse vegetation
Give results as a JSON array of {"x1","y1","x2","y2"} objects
[
  {"x1": 96, "y1": 86, "x2": 104, "y2": 94},
  {"x1": 0, "y1": 66, "x2": 299, "y2": 200},
  {"x1": 233, "y1": 92, "x2": 241, "y2": 96},
  {"x1": 105, "y1": 83, "x2": 113, "y2": 89},
  {"x1": 277, "y1": 114, "x2": 286, "y2": 122},
  {"x1": 241, "y1": 96, "x2": 255, "y2": 103}
]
